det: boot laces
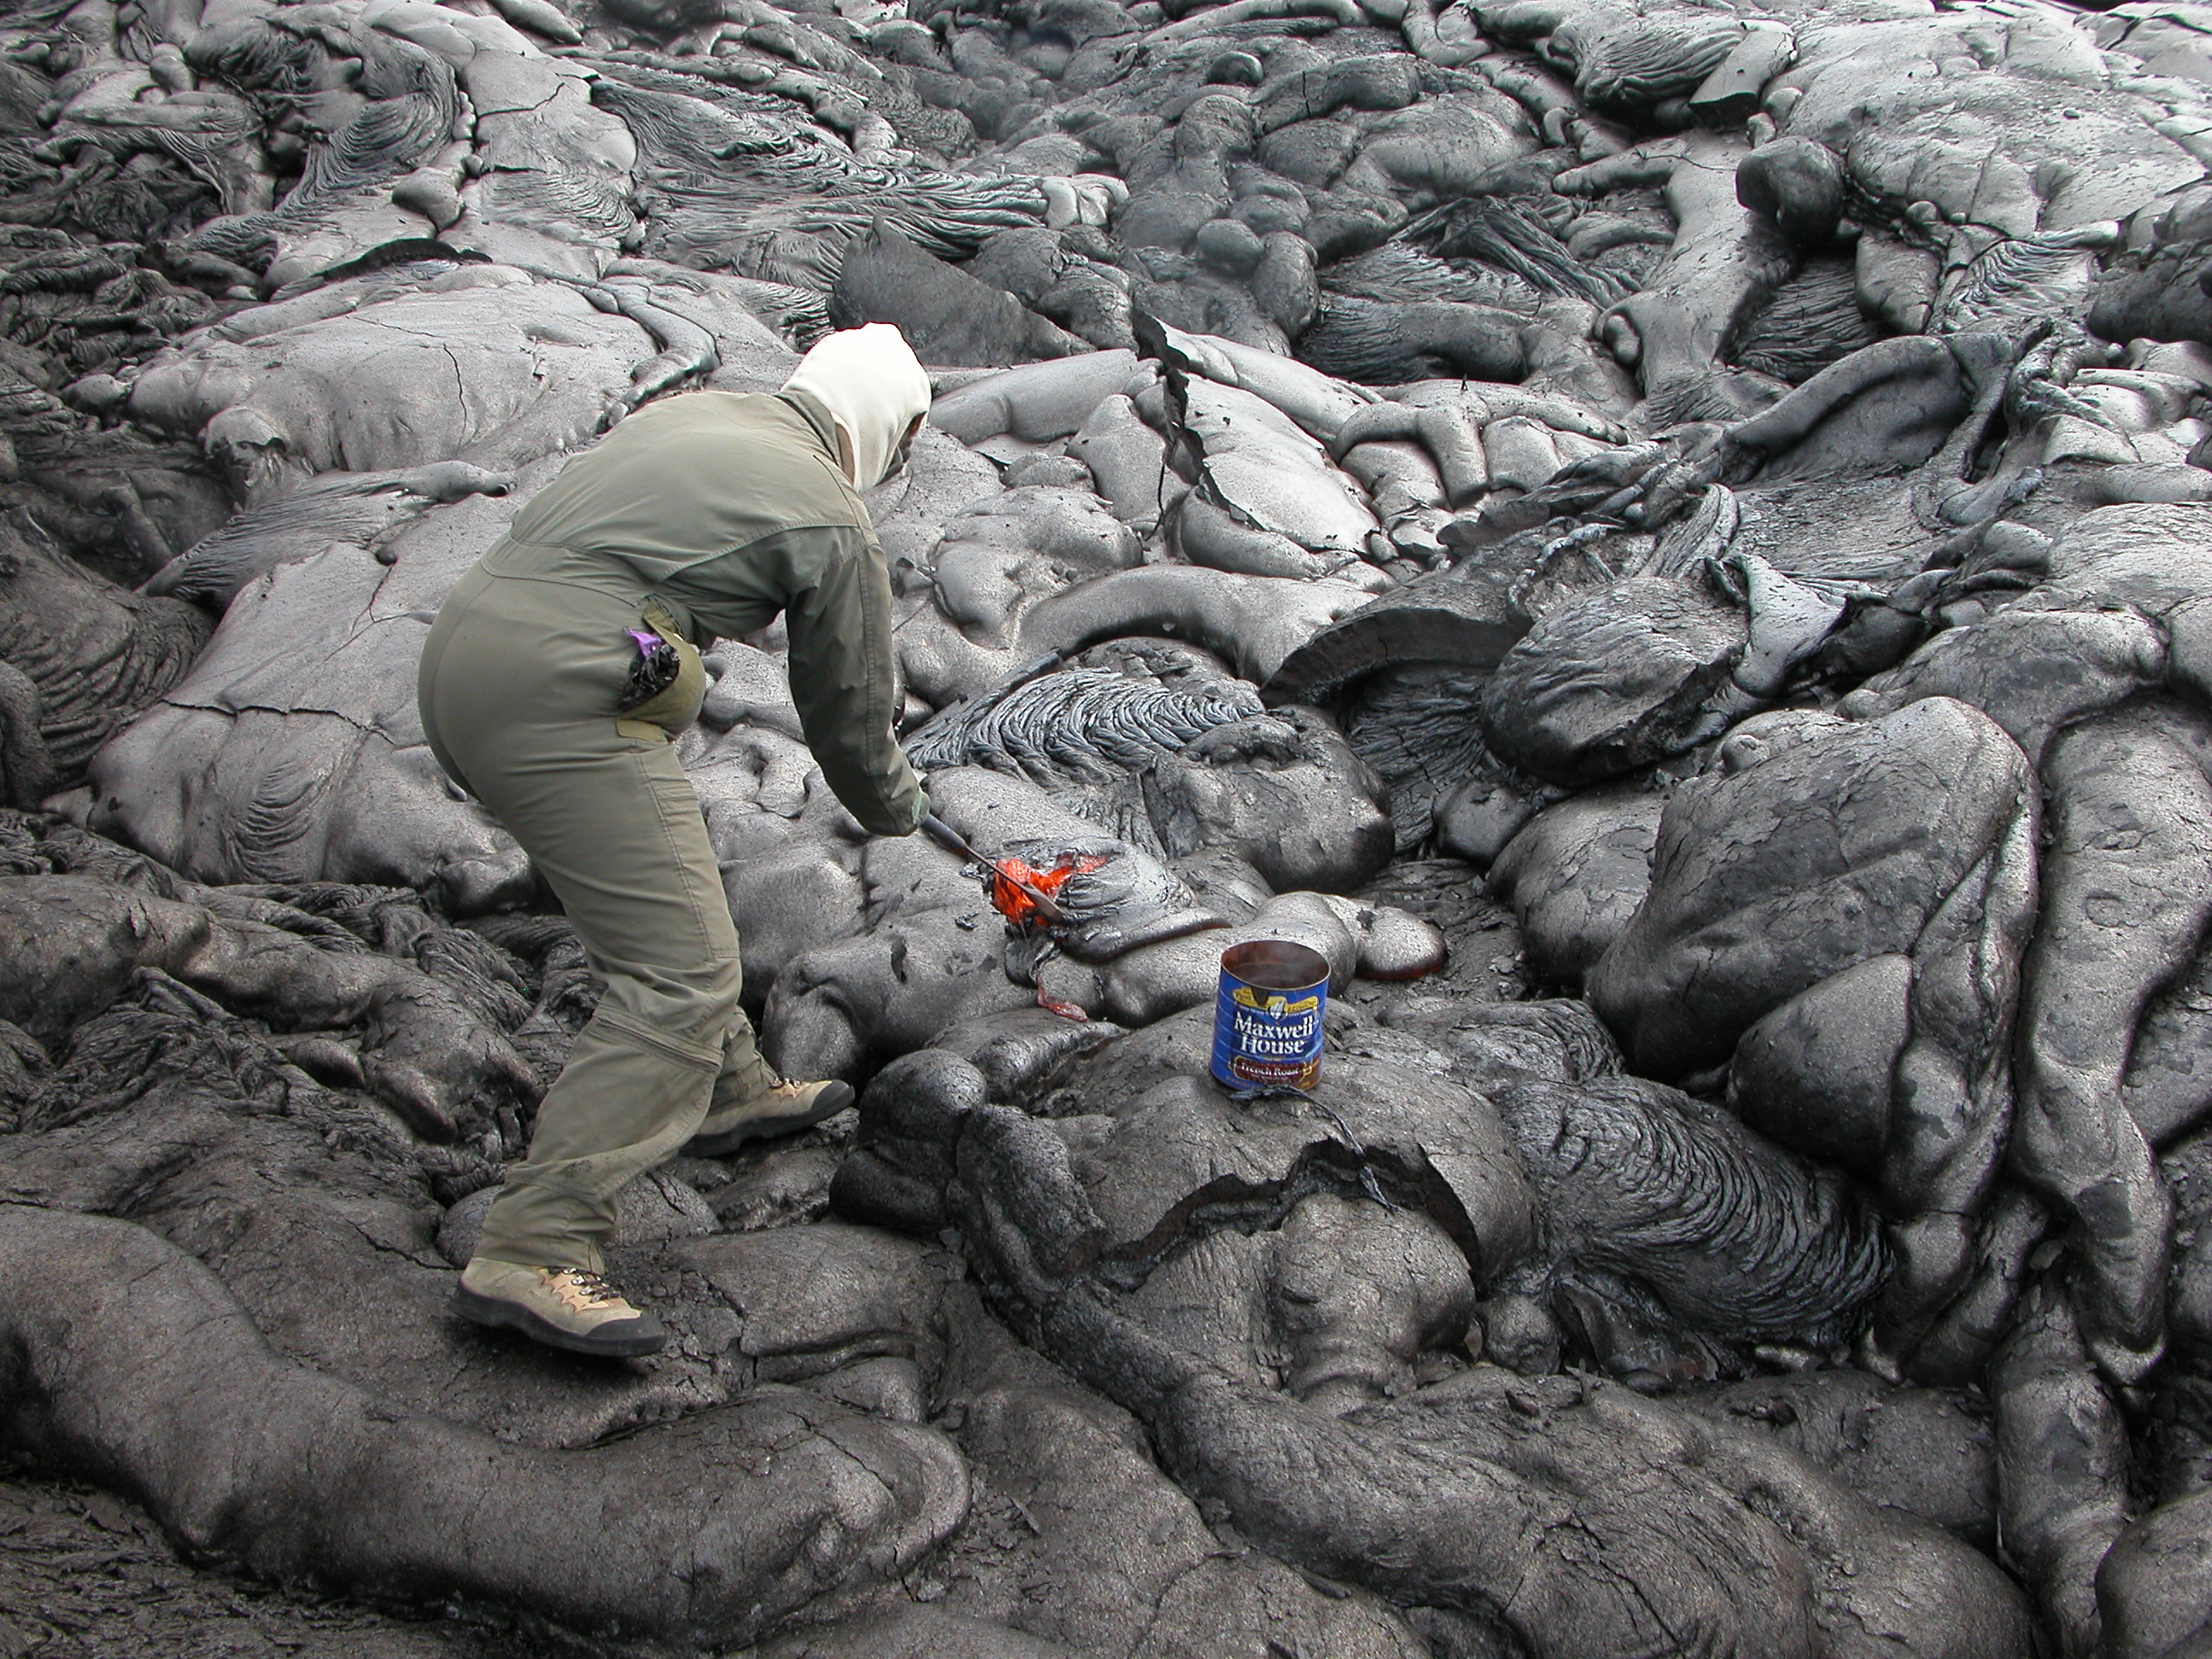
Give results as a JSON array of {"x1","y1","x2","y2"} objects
[{"x1": 550, "y1": 1268, "x2": 625, "y2": 1311}]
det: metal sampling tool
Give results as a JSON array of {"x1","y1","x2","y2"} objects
[{"x1": 919, "y1": 812, "x2": 1069, "y2": 925}]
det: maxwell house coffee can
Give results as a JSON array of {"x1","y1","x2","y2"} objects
[{"x1": 1211, "y1": 938, "x2": 1331, "y2": 1091}]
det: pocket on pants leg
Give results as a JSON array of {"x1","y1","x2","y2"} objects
[{"x1": 614, "y1": 598, "x2": 706, "y2": 741}]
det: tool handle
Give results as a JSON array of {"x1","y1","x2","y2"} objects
[{"x1": 919, "y1": 813, "x2": 970, "y2": 857}]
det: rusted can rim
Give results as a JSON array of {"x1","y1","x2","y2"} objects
[{"x1": 1219, "y1": 938, "x2": 1329, "y2": 993}]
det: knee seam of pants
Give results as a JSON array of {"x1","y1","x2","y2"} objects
[
  {"x1": 590, "y1": 1004, "x2": 727, "y2": 1071},
  {"x1": 497, "y1": 1154, "x2": 672, "y2": 1203},
  {"x1": 494, "y1": 1164, "x2": 602, "y2": 1201}
]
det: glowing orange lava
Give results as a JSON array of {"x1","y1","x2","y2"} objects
[{"x1": 985, "y1": 852, "x2": 1109, "y2": 925}]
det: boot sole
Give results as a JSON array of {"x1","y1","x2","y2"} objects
[
  {"x1": 452, "y1": 1284, "x2": 668, "y2": 1358},
  {"x1": 683, "y1": 1080, "x2": 855, "y2": 1158}
]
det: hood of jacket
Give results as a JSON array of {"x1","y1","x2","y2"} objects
[{"x1": 780, "y1": 323, "x2": 932, "y2": 491}]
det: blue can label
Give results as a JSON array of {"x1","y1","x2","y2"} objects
[{"x1": 1211, "y1": 973, "x2": 1325, "y2": 1090}]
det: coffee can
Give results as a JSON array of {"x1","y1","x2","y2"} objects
[{"x1": 1211, "y1": 938, "x2": 1330, "y2": 1091}]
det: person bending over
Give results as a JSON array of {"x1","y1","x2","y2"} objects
[{"x1": 417, "y1": 323, "x2": 931, "y2": 1357}]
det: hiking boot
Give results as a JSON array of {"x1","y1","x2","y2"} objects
[
  {"x1": 683, "y1": 1077, "x2": 855, "y2": 1157},
  {"x1": 454, "y1": 1258, "x2": 668, "y2": 1358}
]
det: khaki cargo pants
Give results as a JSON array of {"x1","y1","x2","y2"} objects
[{"x1": 417, "y1": 543, "x2": 779, "y2": 1272}]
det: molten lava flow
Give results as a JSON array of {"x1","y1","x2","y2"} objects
[{"x1": 985, "y1": 852, "x2": 1109, "y2": 925}]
